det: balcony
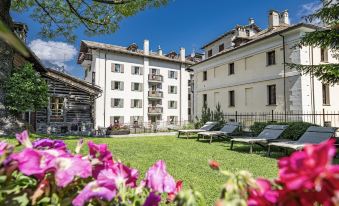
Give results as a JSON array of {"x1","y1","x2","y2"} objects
[
  {"x1": 77, "y1": 52, "x2": 92, "y2": 64},
  {"x1": 148, "y1": 74, "x2": 163, "y2": 82},
  {"x1": 148, "y1": 106, "x2": 163, "y2": 115},
  {"x1": 148, "y1": 90, "x2": 163, "y2": 99}
]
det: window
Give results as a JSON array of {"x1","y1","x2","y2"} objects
[
  {"x1": 130, "y1": 116, "x2": 143, "y2": 125},
  {"x1": 229, "y1": 63, "x2": 235, "y2": 75},
  {"x1": 168, "y1": 101, "x2": 177, "y2": 109},
  {"x1": 245, "y1": 29, "x2": 250, "y2": 37},
  {"x1": 92, "y1": 72, "x2": 95, "y2": 85},
  {"x1": 151, "y1": 68, "x2": 159, "y2": 75},
  {"x1": 203, "y1": 94, "x2": 207, "y2": 106},
  {"x1": 208, "y1": 49, "x2": 212, "y2": 57},
  {"x1": 131, "y1": 99, "x2": 142, "y2": 108},
  {"x1": 167, "y1": 116, "x2": 177, "y2": 124},
  {"x1": 229, "y1": 90, "x2": 235, "y2": 107},
  {"x1": 111, "y1": 98, "x2": 124, "y2": 108},
  {"x1": 321, "y1": 48, "x2": 328, "y2": 62},
  {"x1": 168, "y1": 70, "x2": 177, "y2": 79},
  {"x1": 245, "y1": 87, "x2": 253, "y2": 106},
  {"x1": 110, "y1": 116, "x2": 124, "y2": 125},
  {"x1": 168, "y1": 85, "x2": 177, "y2": 94},
  {"x1": 188, "y1": 93, "x2": 191, "y2": 101},
  {"x1": 267, "y1": 85, "x2": 276, "y2": 105},
  {"x1": 50, "y1": 97, "x2": 64, "y2": 121},
  {"x1": 111, "y1": 81, "x2": 124, "y2": 90},
  {"x1": 131, "y1": 82, "x2": 142, "y2": 91},
  {"x1": 111, "y1": 63, "x2": 124, "y2": 73},
  {"x1": 322, "y1": 84, "x2": 330, "y2": 105},
  {"x1": 188, "y1": 108, "x2": 191, "y2": 115},
  {"x1": 203, "y1": 71, "x2": 207, "y2": 81},
  {"x1": 219, "y1": 44, "x2": 224, "y2": 52},
  {"x1": 266, "y1": 51, "x2": 276, "y2": 66},
  {"x1": 132, "y1": 66, "x2": 142, "y2": 75}
]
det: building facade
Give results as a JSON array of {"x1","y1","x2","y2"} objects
[
  {"x1": 78, "y1": 40, "x2": 193, "y2": 128},
  {"x1": 191, "y1": 10, "x2": 339, "y2": 126}
]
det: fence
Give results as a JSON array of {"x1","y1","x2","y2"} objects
[{"x1": 223, "y1": 109, "x2": 339, "y2": 131}]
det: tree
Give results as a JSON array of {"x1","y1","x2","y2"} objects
[
  {"x1": 287, "y1": 0, "x2": 339, "y2": 84},
  {"x1": 4, "y1": 63, "x2": 48, "y2": 115}
]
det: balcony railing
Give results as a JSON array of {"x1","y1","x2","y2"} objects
[
  {"x1": 148, "y1": 74, "x2": 163, "y2": 82},
  {"x1": 148, "y1": 106, "x2": 163, "y2": 114},
  {"x1": 148, "y1": 90, "x2": 163, "y2": 98},
  {"x1": 77, "y1": 52, "x2": 92, "y2": 64}
]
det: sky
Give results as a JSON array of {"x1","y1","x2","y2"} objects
[{"x1": 11, "y1": 0, "x2": 322, "y2": 78}]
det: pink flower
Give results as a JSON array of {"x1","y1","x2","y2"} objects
[
  {"x1": 208, "y1": 160, "x2": 220, "y2": 170},
  {"x1": 143, "y1": 160, "x2": 176, "y2": 193},
  {"x1": 87, "y1": 141, "x2": 114, "y2": 177},
  {"x1": 97, "y1": 163, "x2": 138, "y2": 190},
  {"x1": 278, "y1": 139, "x2": 336, "y2": 190},
  {"x1": 33, "y1": 139, "x2": 67, "y2": 151},
  {"x1": 0, "y1": 141, "x2": 11, "y2": 156},
  {"x1": 167, "y1": 180, "x2": 183, "y2": 202},
  {"x1": 247, "y1": 178, "x2": 278, "y2": 206},
  {"x1": 75, "y1": 139, "x2": 84, "y2": 154},
  {"x1": 144, "y1": 192, "x2": 161, "y2": 206},
  {"x1": 72, "y1": 181, "x2": 116, "y2": 206},
  {"x1": 16, "y1": 130, "x2": 32, "y2": 148},
  {"x1": 53, "y1": 155, "x2": 92, "y2": 187}
]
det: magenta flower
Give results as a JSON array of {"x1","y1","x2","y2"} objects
[
  {"x1": 87, "y1": 141, "x2": 114, "y2": 177},
  {"x1": 53, "y1": 155, "x2": 92, "y2": 187},
  {"x1": 0, "y1": 141, "x2": 9, "y2": 156},
  {"x1": 143, "y1": 160, "x2": 176, "y2": 193},
  {"x1": 144, "y1": 192, "x2": 161, "y2": 206},
  {"x1": 33, "y1": 138, "x2": 67, "y2": 151},
  {"x1": 15, "y1": 130, "x2": 32, "y2": 148},
  {"x1": 97, "y1": 163, "x2": 139, "y2": 190},
  {"x1": 247, "y1": 178, "x2": 278, "y2": 206},
  {"x1": 75, "y1": 139, "x2": 84, "y2": 154},
  {"x1": 72, "y1": 181, "x2": 116, "y2": 206}
]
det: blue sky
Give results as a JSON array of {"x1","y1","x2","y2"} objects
[{"x1": 12, "y1": 0, "x2": 321, "y2": 78}]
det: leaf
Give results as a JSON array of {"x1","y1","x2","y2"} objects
[
  {"x1": 12, "y1": 193, "x2": 30, "y2": 206},
  {"x1": 0, "y1": 20, "x2": 29, "y2": 57}
]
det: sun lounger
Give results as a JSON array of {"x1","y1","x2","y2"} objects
[
  {"x1": 230, "y1": 125, "x2": 288, "y2": 153},
  {"x1": 267, "y1": 126, "x2": 337, "y2": 156},
  {"x1": 197, "y1": 122, "x2": 240, "y2": 144},
  {"x1": 177, "y1": 122, "x2": 217, "y2": 139}
]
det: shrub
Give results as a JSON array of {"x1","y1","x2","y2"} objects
[{"x1": 250, "y1": 121, "x2": 318, "y2": 140}]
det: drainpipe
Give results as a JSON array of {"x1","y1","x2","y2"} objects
[
  {"x1": 103, "y1": 51, "x2": 107, "y2": 127},
  {"x1": 311, "y1": 46, "x2": 316, "y2": 123},
  {"x1": 282, "y1": 34, "x2": 287, "y2": 117}
]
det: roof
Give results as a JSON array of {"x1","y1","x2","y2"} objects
[
  {"x1": 192, "y1": 23, "x2": 323, "y2": 67},
  {"x1": 44, "y1": 68, "x2": 102, "y2": 96},
  {"x1": 78, "y1": 40, "x2": 194, "y2": 65},
  {"x1": 201, "y1": 23, "x2": 262, "y2": 49}
]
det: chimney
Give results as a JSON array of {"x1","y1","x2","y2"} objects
[
  {"x1": 249, "y1": 18, "x2": 255, "y2": 25},
  {"x1": 268, "y1": 10, "x2": 280, "y2": 28},
  {"x1": 279, "y1": 10, "x2": 290, "y2": 25},
  {"x1": 157, "y1": 45, "x2": 163, "y2": 56},
  {"x1": 180, "y1": 47, "x2": 185, "y2": 62},
  {"x1": 144, "y1": 39, "x2": 149, "y2": 55},
  {"x1": 13, "y1": 22, "x2": 28, "y2": 43}
]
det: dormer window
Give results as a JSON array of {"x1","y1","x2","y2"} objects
[
  {"x1": 166, "y1": 51, "x2": 177, "y2": 59},
  {"x1": 127, "y1": 43, "x2": 138, "y2": 52},
  {"x1": 246, "y1": 29, "x2": 250, "y2": 37},
  {"x1": 219, "y1": 44, "x2": 224, "y2": 52},
  {"x1": 208, "y1": 50, "x2": 212, "y2": 57}
]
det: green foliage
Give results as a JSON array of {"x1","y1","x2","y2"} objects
[
  {"x1": 250, "y1": 121, "x2": 318, "y2": 140},
  {"x1": 195, "y1": 103, "x2": 225, "y2": 129},
  {"x1": 11, "y1": 0, "x2": 169, "y2": 42},
  {"x1": 3, "y1": 63, "x2": 48, "y2": 115},
  {"x1": 0, "y1": 20, "x2": 29, "y2": 56},
  {"x1": 287, "y1": 0, "x2": 339, "y2": 84}
]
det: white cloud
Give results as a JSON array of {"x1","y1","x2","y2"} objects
[
  {"x1": 29, "y1": 39, "x2": 77, "y2": 70},
  {"x1": 298, "y1": 1, "x2": 323, "y2": 24}
]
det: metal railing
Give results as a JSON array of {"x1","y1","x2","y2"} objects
[
  {"x1": 148, "y1": 106, "x2": 163, "y2": 114},
  {"x1": 148, "y1": 90, "x2": 163, "y2": 98},
  {"x1": 223, "y1": 109, "x2": 339, "y2": 130},
  {"x1": 148, "y1": 74, "x2": 163, "y2": 82}
]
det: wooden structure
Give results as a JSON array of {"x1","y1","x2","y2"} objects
[{"x1": 35, "y1": 69, "x2": 101, "y2": 134}]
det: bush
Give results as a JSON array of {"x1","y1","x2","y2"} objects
[{"x1": 250, "y1": 121, "x2": 318, "y2": 140}]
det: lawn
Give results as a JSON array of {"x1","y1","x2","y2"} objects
[{"x1": 1, "y1": 135, "x2": 279, "y2": 205}]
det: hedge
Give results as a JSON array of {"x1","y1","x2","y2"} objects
[{"x1": 250, "y1": 121, "x2": 318, "y2": 140}]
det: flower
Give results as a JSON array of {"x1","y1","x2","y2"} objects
[
  {"x1": 33, "y1": 138, "x2": 67, "y2": 151},
  {"x1": 97, "y1": 163, "x2": 138, "y2": 190},
  {"x1": 15, "y1": 130, "x2": 32, "y2": 148},
  {"x1": 143, "y1": 160, "x2": 176, "y2": 193},
  {"x1": 167, "y1": 180, "x2": 183, "y2": 202},
  {"x1": 247, "y1": 178, "x2": 279, "y2": 206},
  {"x1": 53, "y1": 155, "x2": 92, "y2": 187},
  {"x1": 72, "y1": 181, "x2": 116, "y2": 206},
  {"x1": 75, "y1": 139, "x2": 84, "y2": 154},
  {"x1": 144, "y1": 192, "x2": 161, "y2": 206},
  {"x1": 0, "y1": 141, "x2": 11, "y2": 156},
  {"x1": 278, "y1": 139, "x2": 336, "y2": 190},
  {"x1": 208, "y1": 160, "x2": 220, "y2": 170},
  {"x1": 87, "y1": 141, "x2": 114, "y2": 177}
]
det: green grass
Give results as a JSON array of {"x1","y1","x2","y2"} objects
[{"x1": 1, "y1": 135, "x2": 279, "y2": 205}]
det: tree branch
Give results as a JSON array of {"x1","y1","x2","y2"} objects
[
  {"x1": 33, "y1": 0, "x2": 65, "y2": 32},
  {"x1": 91, "y1": 0, "x2": 134, "y2": 4}
]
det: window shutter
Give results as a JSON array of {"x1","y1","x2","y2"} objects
[
  {"x1": 120, "y1": 82, "x2": 124, "y2": 90},
  {"x1": 157, "y1": 84, "x2": 162, "y2": 90},
  {"x1": 168, "y1": 85, "x2": 171, "y2": 93},
  {"x1": 119, "y1": 99, "x2": 124, "y2": 108},
  {"x1": 120, "y1": 116, "x2": 124, "y2": 124},
  {"x1": 175, "y1": 101, "x2": 177, "y2": 109},
  {"x1": 139, "y1": 84, "x2": 143, "y2": 91},
  {"x1": 131, "y1": 67, "x2": 135, "y2": 74},
  {"x1": 167, "y1": 116, "x2": 171, "y2": 123},
  {"x1": 139, "y1": 100, "x2": 142, "y2": 108},
  {"x1": 140, "y1": 67, "x2": 143, "y2": 75},
  {"x1": 111, "y1": 81, "x2": 114, "y2": 90},
  {"x1": 111, "y1": 99, "x2": 114, "y2": 108},
  {"x1": 168, "y1": 70, "x2": 171, "y2": 78},
  {"x1": 168, "y1": 101, "x2": 170, "y2": 108},
  {"x1": 110, "y1": 116, "x2": 114, "y2": 124},
  {"x1": 111, "y1": 63, "x2": 115, "y2": 72},
  {"x1": 175, "y1": 71, "x2": 178, "y2": 79},
  {"x1": 130, "y1": 116, "x2": 134, "y2": 123},
  {"x1": 131, "y1": 83, "x2": 134, "y2": 91},
  {"x1": 131, "y1": 99, "x2": 134, "y2": 108}
]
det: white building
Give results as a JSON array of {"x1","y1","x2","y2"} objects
[
  {"x1": 77, "y1": 40, "x2": 193, "y2": 128},
  {"x1": 191, "y1": 10, "x2": 339, "y2": 126}
]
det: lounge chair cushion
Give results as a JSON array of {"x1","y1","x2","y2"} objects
[
  {"x1": 198, "y1": 131, "x2": 224, "y2": 136},
  {"x1": 179, "y1": 129, "x2": 206, "y2": 133},
  {"x1": 231, "y1": 137, "x2": 269, "y2": 144}
]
